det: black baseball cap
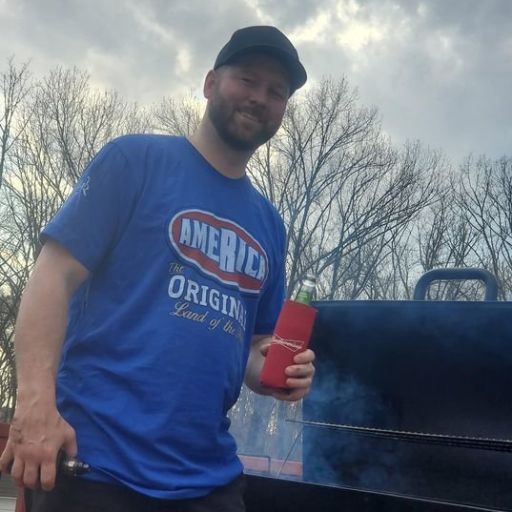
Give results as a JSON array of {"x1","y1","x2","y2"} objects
[{"x1": 214, "y1": 26, "x2": 307, "y2": 94}]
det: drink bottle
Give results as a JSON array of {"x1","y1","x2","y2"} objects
[
  {"x1": 295, "y1": 274, "x2": 317, "y2": 304},
  {"x1": 260, "y1": 275, "x2": 318, "y2": 389}
]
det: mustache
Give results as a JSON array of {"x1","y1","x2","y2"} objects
[{"x1": 238, "y1": 105, "x2": 266, "y2": 120}]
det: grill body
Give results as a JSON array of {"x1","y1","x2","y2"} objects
[{"x1": 302, "y1": 298, "x2": 512, "y2": 510}]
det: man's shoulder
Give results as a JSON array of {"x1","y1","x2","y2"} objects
[
  {"x1": 245, "y1": 185, "x2": 286, "y2": 242},
  {"x1": 248, "y1": 184, "x2": 283, "y2": 221},
  {"x1": 83, "y1": 134, "x2": 187, "y2": 183},
  {"x1": 108, "y1": 133, "x2": 185, "y2": 155}
]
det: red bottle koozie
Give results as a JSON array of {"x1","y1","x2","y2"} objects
[{"x1": 260, "y1": 299, "x2": 317, "y2": 389}]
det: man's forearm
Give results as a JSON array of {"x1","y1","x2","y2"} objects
[
  {"x1": 15, "y1": 270, "x2": 73, "y2": 401},
  {"x1": 14, "y1": 241, "x2": 90, "y2": 402}
]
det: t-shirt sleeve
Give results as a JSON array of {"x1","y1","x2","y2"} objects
[
  {"x1": 253, "y1": 216, "x2": 287, "y2": 335},
  {"x1": 41, "y1": 140, "x2": 141, "y2": 272}
]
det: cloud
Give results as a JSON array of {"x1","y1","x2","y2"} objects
[
  {"x1": 254, "y1": 0, "x2": 322, "y2": 27},
  {"x1": 294, "y1": 0, "x2": 512, "y2": 160},
  {"x1": 0, "y1": 0, "x2": 510, "y2": 161}
]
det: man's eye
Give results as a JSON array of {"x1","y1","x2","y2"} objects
[{"x1": 271, "y1": 89, "x2": 286, "y2": 100}]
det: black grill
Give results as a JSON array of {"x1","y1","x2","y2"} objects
[{"x1": 301, "y1": 269, "x2": 512, "y2": 510}]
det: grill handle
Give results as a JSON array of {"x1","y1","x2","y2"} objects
[{"x1": 413, "y1": 268, "x2": 498, "y2": 301}]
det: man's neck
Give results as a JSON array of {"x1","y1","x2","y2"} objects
[{"x1": 188, "y1": 120, "x2": 253, "y2": 179}]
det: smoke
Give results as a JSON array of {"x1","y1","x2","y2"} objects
[
  {"x1": 231, "y1": 297, "x2": 512, "y2": 508},
  {"x1": 302, "y1": 364, "x2": 406, "y2": 490},
  {"x1": 301, "y1": 299, "x2": 512, "y2": 509}
]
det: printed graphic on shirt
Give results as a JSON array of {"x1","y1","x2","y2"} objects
[
  {"x1": 167, "y1": 267, "x2": 246, "y2": 341},
  {"x1": 167, "y1": 209, "x2": 269, "y2": 342},
  {"x1": 169, "y1": 209, "x2": 268, "y2": 294}
]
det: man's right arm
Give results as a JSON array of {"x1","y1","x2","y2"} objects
[{"x1": 0, "y1": 239, "x2": 90, "y2": 490}]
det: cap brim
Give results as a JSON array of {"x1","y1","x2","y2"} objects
[{"x1": 217, "y1": 45, "x2": 307, "y2": 94}]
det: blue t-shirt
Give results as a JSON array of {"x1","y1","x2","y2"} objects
[{"x1": 41, "y1": 135, "x2": 286, "y2": 499}]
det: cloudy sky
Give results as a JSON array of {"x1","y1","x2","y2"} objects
[{"x1": 1, "y1": 0, "x2": 510, "y2": 164}]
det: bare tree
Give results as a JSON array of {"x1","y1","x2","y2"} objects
[
  {"x1": 455, "y1": 155, "x2": 512, "y2": 299},
  {"x1": 0, "y1": 57, "x2": 31, "y2": 190},
  {"x1": 249, "y1": 79, "x2": 442, "y2": 300},
  {"x1": 250, "y1": 79, "x2": 385, "y2": 295},
  {"x1": 323, "y1": 141, "x2": 442, "y2": 299},
  {"x1": 152, "y1": 95, "x2": 202, "y2": 136},
  {"x1": 28, "y1": 67, "x2": 151, "y2": 183},
  {"x1": 365, "y1": 225, "x2": 417, "y2": 299},
  {"x1": 0, "y1": 62, "x2": 151, "y2": 414},
  {"x1": 409, "y1": 172, "x2": 483, "y2": 299}
]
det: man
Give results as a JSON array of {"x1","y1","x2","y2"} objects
[{"x1": 0, "y1": 26, "x2": 315, "y2": 511}]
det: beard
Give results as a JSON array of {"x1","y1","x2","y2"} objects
[{"x1": 207, "y1": 92, "x2": 280, "y2": 152}]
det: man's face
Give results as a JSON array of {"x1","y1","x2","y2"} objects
[{"x1": 204, "y1": 53, "x2": 290, "y2": 151}]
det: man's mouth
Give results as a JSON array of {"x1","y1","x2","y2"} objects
[{"x1": 238, "y1": 110, "x2": 262, "y2": 124}]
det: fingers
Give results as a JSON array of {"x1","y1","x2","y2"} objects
[
  {"x1": 259, "y1": 342, "x2": 271, "y2": 356},
  {"x1": 271, "y1": 349, "x2": 316, "y2": 402},
  {"x1": 293, "y1": 348, "x2": 315, "y2": 365},
  {"x1": 0, "y1": 443, "x2": 26, "y2": 488},
  {"x1": 62, "y1": 425, "x2": 78, "y2": 459},
  {"x1": 40, "y1": 459, "x2": 57, "y2": 491},
  {"x1": 37, "y1": 426, "x2": 77, "y2": 490},
  {"x1": 285, "y1": 361, "x2": 315, "y2": 378},
  {"x1": 287, "y1": 348, "x2": 315, "y2": 386},
  {"x1": 5, "y1": 445, "x2": 56, "y2": 490},
  {"x1": 22, "y1": 461, "x2": 40, "y2": 489},
  {"x1": 0, "y1": 443, "x2": 14, "y2": 474},
  {"x1": 1, "y1": 415, "x2": 78, "y2": 491},
  {"x1": 0, "y1": 444, "x2": 40, "y2": 491},
  {"x1": 285, "y1": 356, "x2": 315, "y2": 383},
  {"x1": 271, "y1": 387, "x2": 308, "y2": 402},
  {"x1": 34, "y1": 446, "x2": 60, "y2": 491},
  {"x1": 9, "y1": 448, "x2": 59, "y2": 490},
  {"x1": 9, "y1": 454, "x2": 24, "y2": 487}
]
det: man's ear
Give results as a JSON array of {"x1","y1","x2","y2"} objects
[{"x1": 203, "y1": 69, "x2": 217, "y2": 99}]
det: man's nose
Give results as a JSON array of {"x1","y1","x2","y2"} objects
[{"x1": 247, "y1": 84, "x2": 268, "y2": 105}]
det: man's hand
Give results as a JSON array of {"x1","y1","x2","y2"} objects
[
  {"x1": 0, "y1": 400, "x2": 77, "y2": 491},
  {"x1": 245, "y1": 335, "x2": 315, "y2": 400},
  {"x1": 269, "y1": 347, "x2": 315, "y2": 401},
  {"x1": 260, "y1": 343, "x2": 316, "y2": 401}
]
